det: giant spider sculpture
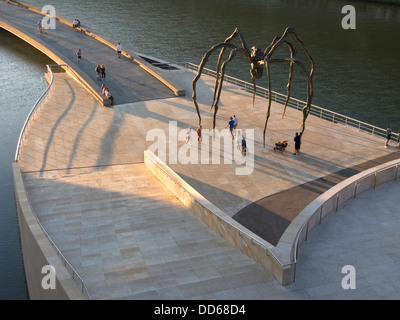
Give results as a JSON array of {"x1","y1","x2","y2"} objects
[{"x1": 192, "y1": 27, "x2": 314, "y2": 147}]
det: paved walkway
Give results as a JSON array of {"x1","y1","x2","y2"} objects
[{"x1": 18, "y1": 67, "x2": 400, "y2": 299}]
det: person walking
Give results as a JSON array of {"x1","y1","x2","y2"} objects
[
  {"x1": 76, "y1": 49, "x2": 82, "y2": 62},
  {"x1": 294, "y1": 132, "x2": 301, "y2": 155},
  {"x1": 233, "y1": 114, "x2": 238, "y2": 135},
  {"x1": 100, "y1": 64, "x2": 106, "y2": 79},
  {"x1": 385, "y1": 125, "x2": 392, "y2": 148},
  {"x1": 95, "y1": 65, "x2": 101, "y2": 81},
  {"x1": 116, "y1": 43, "x2": 122, "y2": 58},
  {"x1": 196, "y1": 125, "x2": 202, "y2": 144},
  {"x1": 37, "y1": 19, "x2": 43, "y2": 34},
  {"x1": 241, "y1": 135, "x2": 247, "y2": 157},
  {"x1": 236, "y1": 129, "x2": 242, "y2": 150},
  {"x1": 225, "y1": 117, "x2": 235, "y2": 139},
  {"x1": 186, "y1": 127, "x2": 192, "y2": 145}
]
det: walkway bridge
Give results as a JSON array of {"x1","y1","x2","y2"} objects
[{"x1": 3, "y1": 0, "x2": 400, "y2": 300}]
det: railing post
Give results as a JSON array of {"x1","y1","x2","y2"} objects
[
  {"x1": 335, "y1": 192, "x2": 340, "y2": 211},
  {"x1": 319, "y1": 205, "x2": 323, "y2": 224},
  {"x1": 354, "y1": 181, "x2": 358, "y2": 198}
]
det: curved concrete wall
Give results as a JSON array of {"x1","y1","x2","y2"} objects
[
  {"x1": 12, "y1": 163, "x2": 86, "y2": 300},
  {"x1": 277, "y1": 159, "x2": 400, "y2": 283},
  {"x1": 144, "y1": 150, "x2": 292, "y2": 286}
]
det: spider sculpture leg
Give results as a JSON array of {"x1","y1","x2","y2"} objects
[
  {"x1": 263, "y1": 61, "x2": 272, "y2": 148},
  {"x1": 192, "y1": 42, "x2": 250, "y2": 129},
  {"x1": 213, "y1": 28, "x2": 252, "y2": 108},
  {"x1": 262, "y1": 27, "x2": 314, "y2": 146},
  {"x1": 192, "y1": 42, "x2": 237, "y2": 126},
  {"x1": 282, "y1": 41, "x2": 296, "y2": 119}
]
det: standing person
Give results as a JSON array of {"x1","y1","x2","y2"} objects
[
  {"x1": 116, "y1": 43, "x2": 122, "y2": 58},
  {"x1": 385, "y1": 125, "x2": 392, "y2": 148},
  {"x1": 100, "y1": 84, "x2": 106, "y2": 95},
  {"x1": 73, "y1": 19, "x2": 78, "y2": 30},
  {"x1": 185, "y1": 127, "x2": 192, "y2": 145},
  {"x1": 293, "y1": 132, "x2": 301, "y2": 155},
  {"x1": 225, "y1": 117, "x2": 235, "y2": 139},
  {"x1": 241, "y1": 135, "x2": 247, "y2": 157},
  {"x1": 233, "y1": 115, "x2": 238, "y2": 135},
  {"x1": 100, "y1": 64, "x2": 106, "y2": 79},
  {"x1": 76, "y1": 49, "x2": 82, "y2": 62},
  {"x1": 95, "y1": 65, "x2": 101, "y2": 81},
  {"x1": 196, "y1": 125, "x2": 202, "y2": 144},
  {"x1": 37, "y1": 19, "x2": 43, "y2": 34},
  {"x1": 236, "y1": 129, "x2": 242, "y2": 150}
]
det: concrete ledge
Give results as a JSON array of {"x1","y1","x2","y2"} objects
[
  {"x1": 144, "y1": 150, "x2": 292, "y2": 286},
  {"x1": 277, "y1": 158, "x2": 400, "y2": 283},
  {"x1": 12, "y1": 162, "x2": 87, "y2": 300}
]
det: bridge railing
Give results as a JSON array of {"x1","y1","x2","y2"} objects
[
  {"x1": 182, "y1": 62, "x2": 398, "y2": 142},
  {"x1": 289, "y1": 159, "x2": 400, "y2": 283},
  {"x1": 14, "y1": 64, "x2": 58, "y2": 162},
  {"x1": 14, "y1": 64, "x2": 91, "y2": 299}
]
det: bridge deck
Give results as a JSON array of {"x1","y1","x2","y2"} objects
[{"x1": 0, "y1": 0, "x2": 178, "y2": 104}]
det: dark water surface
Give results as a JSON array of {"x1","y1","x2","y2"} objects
[
  {"x1": 0, "y1": 29, "x2": 53, "y2": 299},
  {"x1": 1, "y1": 0, "x2": 399, "y2": 299}
]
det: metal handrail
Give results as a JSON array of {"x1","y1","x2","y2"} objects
[
  {"x1": 14, "y1": 64, "x2": 57, "y2": 162},
  {"x1": 182, "y1": 62, "x2": 399, "y2": 141},
  {"x1": 14, "y1": 64, "x2": 91, "y2": 298},
  {"x1": 27, "y1": 194, "x2": 91, "y2": 299},
  {"x1": 291, "y1": 160, "x2": 400, "y2": 282}
]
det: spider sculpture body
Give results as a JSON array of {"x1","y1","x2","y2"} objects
[{"x1": 192, "y1": 27, "x2": 314, "y2": 147}]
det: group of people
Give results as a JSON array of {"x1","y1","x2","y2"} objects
[
  {"x1": 100, "y1": 84, "x2": 114, "y2": 105},
  {"x1": 185, "y1": 114, "x2": 247, "y2": 156},
  {"x1": 225, "y1": 115, "x2": 239, "y2": 139},
  {"x1": 37, "y1": 16, "x2": 123, "y2": 107},
  {"x1": 385, "y1": 126, "x2": 400, "y2": 148},
  {"x1": 225, "y1": 115, "x2": 247, "y2": 155},
  {"x1": 185, "y1": 125, "x2": 202, "y2": 145},
  {"x1": 95, "y1": 64, "x2": 106, "y2": 80},
  {"x1": 73, "y1": 20, "x2": 122, "y2": 107}
]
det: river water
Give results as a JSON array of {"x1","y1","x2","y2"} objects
[{"x1": 1, "y1": 0, "x2": 399, "y2": 299}]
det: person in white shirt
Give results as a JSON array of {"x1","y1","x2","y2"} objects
[
  {"x1": 116, "y1": 43, "x2": 122, "y2": 58},
  {"x1": 186, "y1": 127, "x2": 193, "y2": 145}
]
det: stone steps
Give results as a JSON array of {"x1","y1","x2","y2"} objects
[{"x1": 23, "y1": 163, "x2": 272, "y2": 299}]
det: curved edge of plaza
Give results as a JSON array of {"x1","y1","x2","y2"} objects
[{"x1": 4, "y1": 0, "x2": 400, "y2": 300}]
